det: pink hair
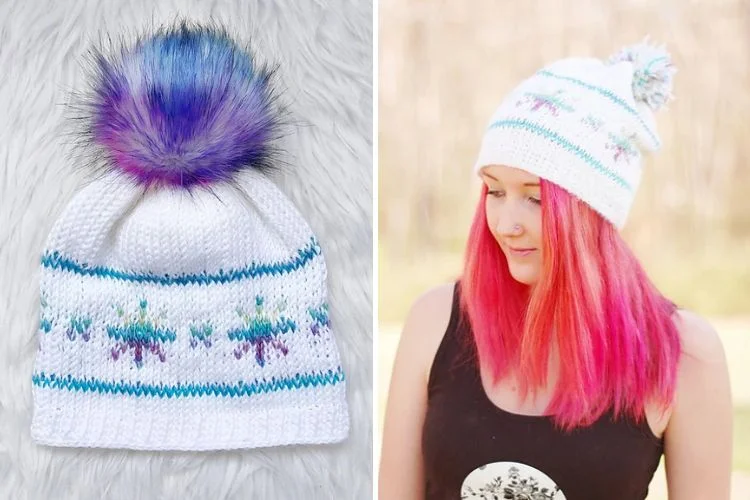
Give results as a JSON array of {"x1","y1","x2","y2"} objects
[{"x1": 461, "y1": 181, "x2": 681, "y2": 430}]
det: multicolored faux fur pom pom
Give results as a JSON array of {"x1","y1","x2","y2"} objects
[{"x1": 78, "y1": 20, "x2": 281, "y2": 189}]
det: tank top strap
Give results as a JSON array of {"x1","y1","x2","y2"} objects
[{"x1": 427, "y1": 280, "x2": 478, "y2": 396}]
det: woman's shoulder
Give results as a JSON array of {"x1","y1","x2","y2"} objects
[
  {"x1": 407, "y1": 281, "x2": 457, "y2": 322},
  {"x1": 398, "y1": 282, "x2": 458, "y2": 381},
  {"x1": 651, "y1": 310, "x2": 728, "y2": 433},
  {"x1": 672, "y1": 309, "x2": 726, "y2": 364},
  {"x1": 665, "y1": 309, "x2": 730, "y2": 424}
]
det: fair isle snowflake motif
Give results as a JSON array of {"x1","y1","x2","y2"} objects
[
  {"x1": 461, "y1": 462, "x2": 566, "y2": 500},
  {"x1": 189, "y1": 322, "x2": 214, "y2": 349},
  {"x1": 605, "y1": 131, "x2": 639, "y2": 163},
  {"x1": 581, "y1": 114, "x2": 605, "y2": 132},
  {"x1": 228, "y1": 295, "x2": 296, "y2": 367},
  {"x1": 515, "y1": 90, "x2": 574, "y2": 116},
  {"x1": 66, "y1": 316, "x2": 92, "y2": 342},
  {"x1": 308, "y1": 303, "x2": 331, "y2": 336},
  {"x1": 108, "y1": 299, "x2": 176, "y2": 369}
]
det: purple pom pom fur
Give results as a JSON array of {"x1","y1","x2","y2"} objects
[{"x1": 80, "y1": 20, "x2": 281, "y2": 189}]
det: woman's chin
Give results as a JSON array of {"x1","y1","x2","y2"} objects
[{"x1": 507, "y1": 265, "x2": 539, "y2": 286}]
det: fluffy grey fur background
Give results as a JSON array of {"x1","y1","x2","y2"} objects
[{"x1": 0, "y1": 1, "x2": 372, "y2": 499}]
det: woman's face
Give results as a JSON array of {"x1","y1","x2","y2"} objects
[{"x1": 481, "y1": 164, "x2": 543, "y2": 285}]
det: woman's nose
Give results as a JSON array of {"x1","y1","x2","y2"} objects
[{"x1": 497, "y1": 219, "x2": 524, "y2": 237}]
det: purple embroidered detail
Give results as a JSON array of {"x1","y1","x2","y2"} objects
[
  {"x1": 111, "y1": 342, "x2": 168, "y2": 367},
  {"x1": 66, "y1": 316, "x2": 92, "y2": 342},
  {"x1": 515, "y1": 90, "x2": 574, "y2": 116},
  {"x1": 232, "y1": 338, "x2": 289, "y2": 366},
  {"x1": 189, "y1": 323, "x2": 214, "y2": 349},
  {"x1": 308, "y1": 303, "x2": 330, "y2": 336},
  {"x1": 108, "y1": 299, "x2": 175, "y2": 369},
  {"x1": 229, "y1": 295, "x2": 295, "y2": 367},
  {"x1": 605, "y1": 131, "x2": 638, "y2": 163}
]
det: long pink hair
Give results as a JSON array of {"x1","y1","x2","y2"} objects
[{"x1": 461, "y1": 181, "x2": 681, "y2": 430}]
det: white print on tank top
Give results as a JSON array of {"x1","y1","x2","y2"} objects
[{"x1": 460, "y1": 461, "x2": 566, "y2": 499}]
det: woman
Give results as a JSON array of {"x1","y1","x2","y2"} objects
[{"x1": 379, "y1": 41, "x2": 733, "y2": 499}]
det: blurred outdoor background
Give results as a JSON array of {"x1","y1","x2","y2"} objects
[{"x1": 378, "y1": 0, "x2": 750, "y2": 497}]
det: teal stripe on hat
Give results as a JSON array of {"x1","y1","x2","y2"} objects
[
  {"x1": 32, "y1": 366, "x2": 345, "y2": 399},
  {"x1": 41, "y1": 237, "x2": 321, "y2": 286},
  {"x1": 537, "y1": 70, "x2": 659, "y2": 147},
  {"x1": 487, "y1": 118, "x2": 634, "y2": 192}
]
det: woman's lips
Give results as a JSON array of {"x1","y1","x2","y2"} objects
[{"x1": 507, "y1": 246, "x2": 537, "y2": 257}]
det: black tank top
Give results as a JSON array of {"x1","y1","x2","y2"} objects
[{"x1": 422, "y1": 282, "x2": 664, "y2": 500}]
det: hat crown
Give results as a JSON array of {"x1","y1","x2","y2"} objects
[{"x1": 43, "y1": 172, "x2": 318, "y2": 279}]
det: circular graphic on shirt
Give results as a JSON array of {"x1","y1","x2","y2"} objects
[{"x1": 460, "y1": 461, "x2": 566, "y2": 499}]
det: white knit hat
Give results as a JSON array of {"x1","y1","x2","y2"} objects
[
  {"x1": 474, "y1": 40, "x2": 676, "y2": 228},
  {"x1": 31, "y1": 21, "x2": 349, "y2": 450}
]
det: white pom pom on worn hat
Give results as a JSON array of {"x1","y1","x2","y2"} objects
[
  {"x1": 30, "y1": 19, "x2": 350, "y2": 451},
  {"x1": 473, "y1": 37, "x2": 676, "y2": 229},
  {"x1": 607, "y1": 37, "x2": 677, "y2": 113}
]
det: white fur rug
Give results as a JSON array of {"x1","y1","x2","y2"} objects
[{"x1": 0, "y1": 1, "x2": 372, "y2": 498}]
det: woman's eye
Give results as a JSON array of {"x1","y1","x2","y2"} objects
[{"x1": 487, "y1": 190, "x2": 539, "y2": 204}]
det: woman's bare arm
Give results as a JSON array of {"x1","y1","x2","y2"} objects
[
  {"x1": 665, "y1": 310, "x2": 733, "y2": 499},
  {"x1": 378, "y1": 283, "x2": 455, "y2": 499}
]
